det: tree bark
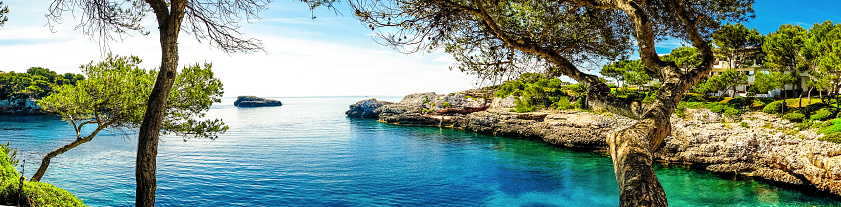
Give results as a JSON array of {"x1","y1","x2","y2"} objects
[
  {"x1": 136, "y1": 1, "x2": 186, "y2": 206},
  {"x1": 608, "y1": 119, "x2": 669, "y2": 207},
  {"x1": 30, "y1": 127, "x2": 103, "y2": 182}
]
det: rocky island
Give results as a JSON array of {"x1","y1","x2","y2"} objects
[
  {"x1": 234, "y1": 96, "x2": 283, "y2": 107},
  {"x1": 348, "y1": 90, "x2": 841, "y2": 198}
]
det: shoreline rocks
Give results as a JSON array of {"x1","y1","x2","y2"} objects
[
  {"x1": 348, "y1": 91, "x2": 841, "y2": 199},
  {"x1": 234, "y1": 96, "x2": 282, "y2": 107}
]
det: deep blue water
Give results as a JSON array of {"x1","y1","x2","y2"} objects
[{"x1": 0, "y1": 97, "x2": 839, "y2": 206}]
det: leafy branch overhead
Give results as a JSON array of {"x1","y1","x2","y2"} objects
[{"x1": 32, "y1": 55, "x2": 227, "y2": 182}]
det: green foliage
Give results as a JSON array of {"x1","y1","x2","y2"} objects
[
  {"x1": 0, "y1": 1, "x2": 7, "y2": 27},
  {"x1": 820, "y1": 119, "x2": 841, "y2": 135},
  {"x1": 763, "y1": 101, "x2": 787, "y2": 114},
  {"x1": 712, "y1": 23, "x2": 764, "y2": 69},
  {"x1": 0, "y1": 144, "x2": 85, "y2": 206},
  {"x1": 724, "y1": 108, "x2": 741, "y2": 117},
  {"x1": 782, "y1": 112, "x2": 805, "y2": 122},
  {"x1": 555, "y1": 96, "x2": 573, "y2": 110},
  {"x1": 513, "y1": 97, "x2": 534, "y2": 113},
  {"x1": 687, "y1": 102, "x2": 706, "y2": 109},
  {"x1": 495, "y1": 73, "x2": 570, "y2": 111},
  {"x1": 811, "y1": 108, "x2": 834, "y2": 121},
  {"x1": 641, "y1": 91, "x2": 657, "y2": 103},
  {"x1": 740, "y1": 122, "x2": 749, "y2": 128},
  {"x1": 818, "y1": 132, "x2": 841, "y2": 144},
  {"x1": 443, "y1": 102, "x2": 451, "y2": 108},
  {"x1": 675, "y1": 102, "x2": 687, "y2": 118},
  {"x1": 574, "y1": 95, "x2": 589, "y2": 110},
  {"x1": 763, "y1": 24, "x2": 808, "y2": 71},
  {"x1": 39, "y1": 55, "x2": 228, "y2": 140},
  {"x1": 601, "y1": 60, "x2": 653, "y2": 87},
  {"x1": 0, "y1": 67, "x2": 84, "y2": 101},
  {"x1": 662, "y1": 47, "x2": 702, "y2": 71}
]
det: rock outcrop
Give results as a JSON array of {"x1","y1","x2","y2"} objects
[
  {"x1": 234, "y1": 96, "x2": 282, "y2": 107},
  {"x1": 347, "y1": 91, "x2": 841, "y2": 198},
  {"x1": 346, "y1": 98, "x2": 392, "y2": 118}
]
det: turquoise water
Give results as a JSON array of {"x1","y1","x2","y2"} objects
[{"x1": 0, "y1": 96, "x2": 838, "y2": 206}]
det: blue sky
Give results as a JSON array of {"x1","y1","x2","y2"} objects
[{"x1": 0, "y1": 1, "x2": 839, "y2": 97}]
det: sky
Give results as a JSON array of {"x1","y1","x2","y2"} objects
[{"x1": 0, "y1": 1, "x2": 839, "y2": 97}]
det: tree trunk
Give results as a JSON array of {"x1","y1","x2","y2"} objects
[
  {"x1": 30, "y1": 130, "x2": 100, "y2": 182},
  {"x1": 137, "y1": 3, "x2": 186, "y2": 206},
  {"x1": 798, "y1": 88, "x2": 805, "y2": 108},
  {"x1": 608, "y1": 118, "x2": 669, "y2": 207}
]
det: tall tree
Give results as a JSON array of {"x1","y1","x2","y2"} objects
[
  {"x1": 718, "y1": 68, "x2": 749, "y2": 98},
  {"x1": 350, "y1": 0, "x2": 754, "y2": 206},
  {"x1": 662, "y1": 46, "x2": 702, "y2": 73},
  {"x1": 804, "y1": 21, "x2": 841, "y2": 107},
  {"x1": 712, "y1": 23, "x2": 764, "y2": 70},
  {"x1": 763, "y1": 24, "x2": 807, "y2": 103},
  {"x1": 43, "y1": 0, "x2": 329, "y2": 205},
  {"x1": 34, "y1": 55, "x2": 227, "y2": 182}
]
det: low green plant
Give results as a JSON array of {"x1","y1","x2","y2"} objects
[
  {"x1": 0, "y1": 144, "x2": 85, "y2": 206},
  {"x1": 574, "y1": 95, "x2": 590, "y2": 110},
  {"x1": 783, "y1": 112, "x2": 805, "y2": 123},
  {"x1": 514, "y1": 97, "x2": 534, "y2": 113},
  {"x1": 724, "y1": 108, "x2": 741, "y2": 117},
  {"x1": 675, "y1": 102, "x2": 688, "y2": 118},
  {"x1": 556, "y1": 97, "x2": 573, "y2": 110},
  {"x1": 422, "y1": 108, "x2": 429, "y2": 113},
  {"x1": 763, "y1": 101, "x2": 786, "y2": 114},
  {"x1": 820, "y1": 119, "x2": 841, "y2": 135},
  {"x1": 811, "y1": 108, "x2": 834, "y2": 121},
  {"x1": 443, "y1": 102, "x2": 451, "y2": 108},
  {"x1": 818, "y1": 132, "x2": 841, "y2": 144},
  {"x1": 686, "y1": 102, "x2": 705, "y2": 109},
  {"x1": 740, "y1": 122, "x2": 749, "y2": 128}
]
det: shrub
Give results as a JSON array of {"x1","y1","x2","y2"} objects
[
  {"x1": 763, "y1": 101, "x2": 786, "y2": 114},
  {"x1": 0, "y1": 144, "x2": 85, "y2": 206},
  {"x1": 443, "y1": 102, "x2": 451, "y2": 108},
  {"x1": 783, "y1": 112, "x2": 805, "y2": 122},
  {"x1": 514, "y1": 97, "x2": 534, "y2": 113},
  {"x1": 811, "y1": 108, "x2": 834, "y2": 121},
  {"x1": 556, "y1": 97, "x2": 573, "y2": 110},
  {"x1": 740, "y1": 122, "x2": 749, "y2": 128},
  {"x1": 675, "y1": 102, "x2": 687, "y2": 118},
  {"x1": 686, "y1": 102, "x2": 705, "y2": 109},
  {"x1": 820, "y1": 119, "x2": 841, "y2": 135},
  {"x1": 818, "y1": 132, "x2": 841, "y2": 144},
  {"x1": 574, "y1": 95, "x2": 590, "y2": 110},
  {"x1": 724, "y1": 108, "x2": 741, "y2": 117},
  {"x1": 728, "y1": 97, "x2": 748, "y2": 109},
  {"x1": 710, "y1": 104, "x2": 728, "y2": 114}
]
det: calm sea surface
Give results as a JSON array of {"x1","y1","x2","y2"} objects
[{"x1": 0, "y1": 97, "x2": 839, "y2": 206}]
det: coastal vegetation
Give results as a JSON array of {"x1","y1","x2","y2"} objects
[
  {"x1": 32, "y1": 55, "x2": 228, "y2": 182},
  {"x1": 0, "y1": 143, "x2": 85, "y2": 207},
  {"x1": 0, "y1": 67, "x2": 84, "y2": 102}
]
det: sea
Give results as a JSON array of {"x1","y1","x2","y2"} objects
[{"x1": 0, "y1": 96, "x2": 839, "y2": 206}]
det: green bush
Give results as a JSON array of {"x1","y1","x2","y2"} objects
[
  {"x1": 724, "y1": 108, "x2": 741, "y2": 117},
  {"x1": 783, "y1": 112, "x2": 805, "y2": 122},
  {"x1": 0, "y1": 144, "x2": 84, "y2": 207},
  {"x1": 675, "y1": 102, "x2": 688, "y2": 118},
  {"x1": 740, "y1": 122, "x2": 749, "y2": 128},
  {"x1": 686, "y1": 102, "x2": 705, "y2": 109},
  {"x1": 728, "y1": 97, "x2": 748, "y2": 109},
  {"x1": 514, "y1": 97, "x2": 534, "y2": 113},
  {"x1": 443, "y1": 102, "x2": 451, "y2": 108},
  {"x1": 820, "y1": 119, "x2": 841, "y2": 135},
  {"x1": 818, "y1": 132, "x2": 841, "y2": 144},
  {"x1": 574, "y1": 95, "x2": 590, "y2": 110},
  {"x1": 763, "y1": 101, "x2": 786, "y2": 114},
  {"x1": 811, "y1": 108, "x2": 834, "y2": 121},
  {"x1": 710, "y1": 104, "x2": 728, "y2": 114},
  {"x1": 556, "y1": 97, "x2": 573, "y2": 110}
]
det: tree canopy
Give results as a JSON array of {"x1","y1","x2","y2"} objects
[
  {"x1": 0, "y1": 1, "x2": 7, "y2": 27},
  {"x1": 712, "y1": 23, "x2": 764, "y2": 69},
  {"x1": 0, "y1": 68, "x2": 84, "y2": 101},
  {"x1": 32, "y1": 54, "x2": 227, "y2": 182},
  {"x1": 350, "y1": 0, "x2": 755, "y2": 205}
]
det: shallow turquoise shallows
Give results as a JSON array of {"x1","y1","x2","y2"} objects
[{"x1": 1, "y1": 97, "x2": 839, "y2": 207}]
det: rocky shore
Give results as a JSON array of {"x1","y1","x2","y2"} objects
[
  {"x1": 234, "y1": 96, "x2": 283, "y2": 107},
  {"x1": 348, "y1": 91, "x2": 841, "y2": 198}
]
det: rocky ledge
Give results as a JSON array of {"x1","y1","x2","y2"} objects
[
  {"x1": 234, "y1": 96, "x2": 283, "y2": 107},
  {"x1": 348, "y1": 91, "x2": 841, "y2": 198}
]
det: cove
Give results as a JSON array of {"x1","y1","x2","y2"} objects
[{"x1": 0, "y1": 97, "x2": 838, "y2": 206}]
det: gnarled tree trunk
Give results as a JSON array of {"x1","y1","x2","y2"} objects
[
  {"x1": 136, "y1": 1, "x2": 186, "y2": 206},
  {"x1": 30, "y1": 127, "x2": 104, "y2": 182},
  {"x1": 608, "y1": 118, "x2": 670, "y2": 207}
]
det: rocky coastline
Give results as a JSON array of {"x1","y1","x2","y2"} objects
[
  {"x1": 347, "y1": 91, "x2": 841, "y2": 199},
  {"x1": 234, "y1": 96, "x2": 283, "y2": 107}
]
